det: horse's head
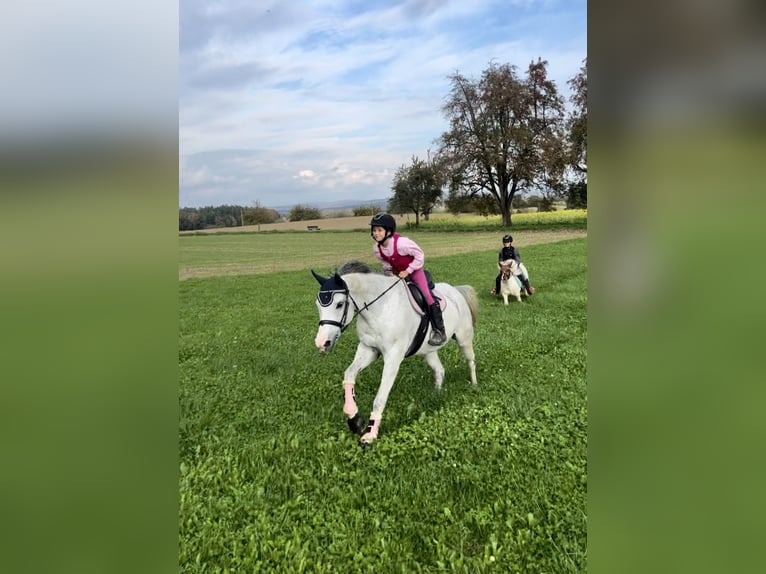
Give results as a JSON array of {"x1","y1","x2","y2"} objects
[
  {"x1": 499, "y1": 259, "x2": 517, "y2": 281},
  {"x1": 312, "y1": 270, "x2": 352, "y2": 353}
]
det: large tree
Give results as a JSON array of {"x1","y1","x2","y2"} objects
[
  {"x1": 436, "y1": 59, "x2": 566, "y2": 226},
  {"x1": 565, "y1": 59, "x2": 587, "y2": 210},
  {"x1": 567, "y1": 58, "x2": 587, "y2": 177},
  {"x1": 388, "y1": 155, "x2": 443, "y2": 227}
]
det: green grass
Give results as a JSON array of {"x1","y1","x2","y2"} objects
[{"x1": 179, "y1": 237, "x2": 586, "y2": 572}]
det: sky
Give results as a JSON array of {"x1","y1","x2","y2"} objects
[{"x1": 179, "y1": 0, "x2": 586, "y2": 209}]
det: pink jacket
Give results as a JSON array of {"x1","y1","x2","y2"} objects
[{"x1": 373, "y1": 234, "x2": 425, "y2": 275}]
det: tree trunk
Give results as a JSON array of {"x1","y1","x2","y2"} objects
[
  {"x1": 499, "y1": 189, "x2": 513, "y2": 227},
  {"x1": 501, "y1": 181, "x2": 518, "y2": 227},
  {"x1": 501, "y1": 207, "x2": 512, "y2": 227}
]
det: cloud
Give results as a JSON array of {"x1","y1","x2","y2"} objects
[{"x1": 180, "y1": 0, "x2": 587, "y2": 208}]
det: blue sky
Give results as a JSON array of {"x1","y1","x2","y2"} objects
[{"x1": 180, "y1": 0, "x2": 586, "y2": 209}]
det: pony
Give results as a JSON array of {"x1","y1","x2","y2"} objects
[
  {"x1": 498, "y1": 259, "x2": 529, "y2": 304},
  {"x1": 311, "y1": 261, "x2": 479, "y2": 444}
]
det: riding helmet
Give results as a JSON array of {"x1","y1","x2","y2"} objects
[
  {"x1": 502, "y1": 234, "x2": 513, "y2": 243},
  {"x1": 370, "y1": 212, "x2": 396, "y2": 233}
]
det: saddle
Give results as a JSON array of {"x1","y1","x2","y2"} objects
[
  {"x1": 402, "y1": 270, "x2": 445, "y2": 358},
  {"x1": 404, "y1": 270, "x2": 445, "y2": 315}
]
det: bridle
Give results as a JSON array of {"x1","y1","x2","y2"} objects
[
  {"x1": 500, "y1": 260, "x2": 517, "y2": 281},
  {"x1": 317, "y1": 277, "x2": 403, "y2": 333},
  {"x1": 317, "y1": 288, "x2": 353, "y2": 332}
]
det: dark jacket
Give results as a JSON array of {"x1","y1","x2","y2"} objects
[{"x1": 498, "y1": 245, "x2": 522, "y2": 264}]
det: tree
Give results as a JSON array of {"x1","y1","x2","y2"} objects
[
  {"x1": 473, "y1": 193, "x2": 499, "y2": 216},
  {"x1": 511, "y1": 193, "x2": 528, "y2": 209},
  {"x1": 288, "y1": 204, "x2": 322, "y2": 222},
  {"x1": 243, "y1": 200, "x2": 280, "y2": 228},
  {"x1": 436, "y1": 59, "x2": 567, "y2": 226},
  {"x1": 565, "y1": 58, "x2": 587, "y2": 208},
  {"x1": 444, "y1": 189, "x2": 474, "y2": 215},
  {"x1": 566, "y1": 58, "x2": 587, "y2": 177},
  {"x1": 566, "y1": 180, "x2": 587, "y2": 209},
  {"x1": 179, "y1": 208, "x2": 203, "y2": 231},
  {"x1": 178, "y1": 205, "x2": 244, "y2": 230},
  {"x1": 388, "y1": 155, "x2": 443, "y2": 227}
]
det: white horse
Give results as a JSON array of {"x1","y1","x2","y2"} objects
[
  {"x1": 498, "y1": 259, "x2": 529, "y2": 304},
  {"x1": 312, "y1": 261, "x2": 479, "y2": 445}
]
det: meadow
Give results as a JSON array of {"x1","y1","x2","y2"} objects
[{"x1": 179, "y1": 230, "x2": 587, "y2": 572}]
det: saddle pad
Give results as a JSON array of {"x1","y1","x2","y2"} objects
[{"x1": 406, "y1": 283, "x2": 446, "y2": 315}]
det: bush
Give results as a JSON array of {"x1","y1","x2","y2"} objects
[
  {"x1": 288, "y1": 205, "x2": 323, "y2": 221},
  {"x1": 352, "y1": 205, "x2": 382, "y2": 216},
  {"x1": 445, "y1": 194, "x2": 475, "y2": 215}
]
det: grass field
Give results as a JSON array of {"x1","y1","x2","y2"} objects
[
  {"x1": 179, "y1": 230, "x2": 587, "y2": 572},
  {"x1": 179, "y1": 227, "x2": 586, "y2": 280}
]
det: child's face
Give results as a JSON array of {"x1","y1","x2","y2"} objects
[
  {"x1": 372, "y1": 226, "x2": 388, "y2": 242},
  {"x1": 503, "y1": 240, "x2": 511, "y2": 246}
]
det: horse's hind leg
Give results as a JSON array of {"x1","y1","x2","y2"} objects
[
  {"x1": 455, "y1": 332, "x2": 478, "y2": 386},
  {"x1": 423, "y1": 351, "x2": 445, "y2": 391}
]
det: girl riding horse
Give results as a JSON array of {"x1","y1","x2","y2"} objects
[
  {"x1": 369, "y1": 213, "x2": 446, "y2": 346},
  {"x1": 490, "y1": 234, "x2": 535, "y2": 297}
]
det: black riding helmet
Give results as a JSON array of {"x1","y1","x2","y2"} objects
[
  {"x1": 370, "y1": 212, "x2": 396, "y2": 244},
  {"x1": 502, "y1": 234, "x2": 513, "y2": 243}
]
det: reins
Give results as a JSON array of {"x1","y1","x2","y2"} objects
[{"x1": 351, "y1": 276, "x2": 403, "y2": 314}]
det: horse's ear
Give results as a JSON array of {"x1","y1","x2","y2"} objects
[
  {"x1": 333, "y1": 273, "x2": 347, "y2": 288},
  {"x1": 311, "y1": 270, "x2": 328, "y2": 284}
]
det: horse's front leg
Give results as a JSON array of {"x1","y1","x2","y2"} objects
[
  {"x1": 360, "y1": 352, "x2": 406, "y2": 444},
  {"x1": 343, "y1": 344, "x2": 379, "y2": 434}
]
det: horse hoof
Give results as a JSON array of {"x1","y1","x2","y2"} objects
[
  {"x1": 347, "y1": 413, "x2": 367, "y2": 435},
  {"x1": 358, "y1": 435, "x2": 376, "y2": 448}
]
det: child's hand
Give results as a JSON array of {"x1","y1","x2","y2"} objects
[{"x1": 398, "y1": 270, "x2": 409, "y2": 279}]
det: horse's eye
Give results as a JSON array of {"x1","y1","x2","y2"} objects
[{"x1": 336, "y1": 302, "x2": 343, "y2": 309}]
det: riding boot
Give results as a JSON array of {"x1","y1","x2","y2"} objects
[
  {"x1": 428, "y1": 302, "x2": 447, "y2": 346},
  {"x1": 520, "y1": 276, "x2": 535, "y2": 295}
]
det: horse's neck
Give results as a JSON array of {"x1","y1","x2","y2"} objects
[
  {"x1": 344, "y1": 273, "x2": 410, "y2": 333},
  {"x1": 343, "y1": 273, "x2": 401, "y2": 303}
]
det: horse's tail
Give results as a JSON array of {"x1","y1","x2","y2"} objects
[{"x1": 455, "y1": 285, "x2": 479, "y2": 326}]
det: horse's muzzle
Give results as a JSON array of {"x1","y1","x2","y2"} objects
[{"x1": 315, "y1": 333, "x2": 338, "y2": 353}]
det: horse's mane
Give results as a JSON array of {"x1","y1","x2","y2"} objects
[{"x1": 336, "y1": 260, "x2": 382, "y2": 275}]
